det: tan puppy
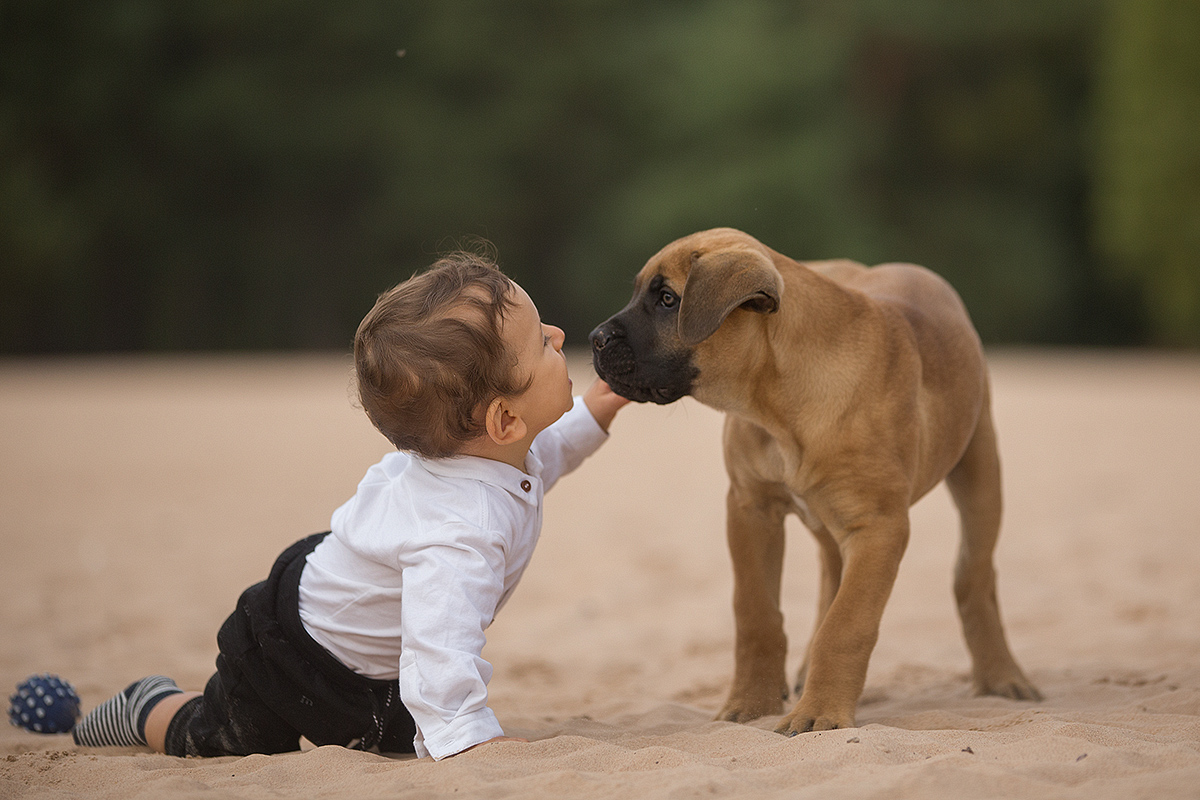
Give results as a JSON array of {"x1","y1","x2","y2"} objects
[{"x1": 590, "y1": 228, "x2": 1040, "y2": 736}]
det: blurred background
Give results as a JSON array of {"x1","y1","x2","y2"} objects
[{"x1": 2, "y1": 0, "x2": 1198, "y2": 353}]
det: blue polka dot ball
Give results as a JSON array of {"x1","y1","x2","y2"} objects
[{"x1": 8, "y1": 674, "x2": 81, "y2": 734}]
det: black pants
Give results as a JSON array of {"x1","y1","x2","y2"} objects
[{"x1": 164, "y1": 532, "x2": 416, "y2": 756}]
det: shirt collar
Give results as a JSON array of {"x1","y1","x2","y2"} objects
[{"x1": 417, "y1": 451, "x2": 543, "y2": 504}]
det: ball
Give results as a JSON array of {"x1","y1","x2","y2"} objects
[{"x1": 8, "y1": 674, "x2": 81, "y2": 734}]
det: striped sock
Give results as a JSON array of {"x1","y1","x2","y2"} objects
[{"x1": 71, "y1": 676, "x2": 182, "y2": 748}]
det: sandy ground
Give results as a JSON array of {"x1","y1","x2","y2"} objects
[{"x1": 2, "y1": 349, "x2": 1199, "y2": 799}]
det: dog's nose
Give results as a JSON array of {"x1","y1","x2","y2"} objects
[
  {"x1": 590, "y1": 322, "x2": 636, "y2": 376},
  {"x1": 590, "y1": 325, "x2": 616, "y2": 351}
]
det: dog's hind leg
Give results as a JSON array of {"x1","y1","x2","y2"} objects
[
  {"x1": 794, "y1": 524, "x2": 842, "y2": 696},
  {"x1": 945, "y1": 395, "x2": 1042, "y2": 701}
]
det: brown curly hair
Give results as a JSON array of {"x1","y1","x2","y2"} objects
[{"x1": 354, "y1": 252, "x2": 533, "y2": 458}]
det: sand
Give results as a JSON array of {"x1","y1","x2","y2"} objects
[{"x1": 2, "y1": 349, "x2": 1199, "y2": 799}]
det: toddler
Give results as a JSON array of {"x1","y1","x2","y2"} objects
[{"x1": 70, "y1": 252, "x2": 629, "y2": 760}]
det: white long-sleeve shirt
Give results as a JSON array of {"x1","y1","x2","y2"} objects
[{"x1": 297, "y1": 396, "x2": 608, "y2": 759}]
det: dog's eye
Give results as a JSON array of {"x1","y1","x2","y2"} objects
[{"x1": 658, "y1": 289, "x2": 678, "y2": 309}]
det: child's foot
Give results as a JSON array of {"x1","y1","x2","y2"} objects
[{"x1": 71, "y1": 676, "x2": 182, "y2": 748}]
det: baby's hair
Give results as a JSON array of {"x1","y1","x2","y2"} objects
[{"x1": 354, "y1": 251, "x2": 533, "y2": 458}]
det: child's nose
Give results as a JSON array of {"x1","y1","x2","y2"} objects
[{"x1": 549, "y1": 325, "x2": 566, "y2": 350}]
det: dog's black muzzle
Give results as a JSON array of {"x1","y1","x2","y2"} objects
[{"x1": 590, "y1": 318, "x2": 694, "y2": 405}]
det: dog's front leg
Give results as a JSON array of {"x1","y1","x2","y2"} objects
[
  {"x1": 716, "y1": 483, "x2": 791, "y2": 723},
  {"x1": 775, "y1": 509, "x2": 910, "y2": 735}
]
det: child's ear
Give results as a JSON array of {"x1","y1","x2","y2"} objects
[{"x1": 483, "y1": 396, "x2": 528, "y2": 445}]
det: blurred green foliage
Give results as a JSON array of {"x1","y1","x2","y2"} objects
[
  {"x1": 1, "y1": 0, "x2": 1196, "y2": 351},
  {"x1": 1091, "y1": 0, "x2": 1200, "y2": 346}
]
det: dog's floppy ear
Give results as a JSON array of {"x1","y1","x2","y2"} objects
[{"x1": 679, "y1": 249, "x2": 783, "y2": 346}]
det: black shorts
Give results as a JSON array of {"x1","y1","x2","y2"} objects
[{"x1": 164, "y1": 532, "x2": 416, "y2": 757}]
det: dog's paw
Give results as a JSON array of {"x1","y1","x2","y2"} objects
[
  {"x1": 715, "y1": 691, "x2": 786, "y2": 724},
  {"x1": 715, "y1": 706, "x2": 763, "y2": 724},
  {"x1": 978, "y1": 673, "x2": 1043, "y2": 702},
  {"x1": 773, "y1": 702, "x2": 855, "y2": 737}
]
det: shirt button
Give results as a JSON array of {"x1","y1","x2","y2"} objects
[{"x1": 520, "y1": 480, "x2": 532, "y2": 492}]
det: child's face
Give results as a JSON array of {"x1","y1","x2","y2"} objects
[{"x1": 503, "y1": 282, "x2": 574, "y2": 438}]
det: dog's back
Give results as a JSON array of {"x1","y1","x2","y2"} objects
[{"x1": 808, "y1": 260, "x2": 977, "y2": 344}]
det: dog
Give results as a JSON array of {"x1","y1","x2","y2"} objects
[{"x1": 590, "y1": 228, "x2": 1040, "y2": 736}]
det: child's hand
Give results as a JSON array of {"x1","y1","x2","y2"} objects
[{"x1": 583, "y1": 379, "x2": 632, "y2": 432}]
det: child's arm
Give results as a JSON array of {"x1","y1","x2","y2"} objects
[
  {"x1": 582, "y1": 379, "x2": 631, "y2": 432},
  {"x1": 399, "y1": 535, "x2": 509, "y2": 760}
]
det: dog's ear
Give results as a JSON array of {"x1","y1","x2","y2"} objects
[{"x1": 679, "y1": 249, "x2": 783, "y2": 346}]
